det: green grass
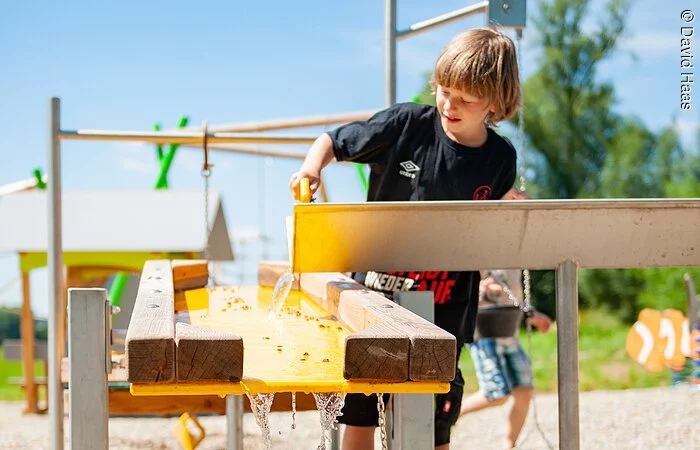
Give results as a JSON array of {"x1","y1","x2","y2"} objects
[
  {"x1": 0, "y1": 352, "x2": 46, "y2": 401},
  {"x1": 459, "y1": 308, "x2": 671, "y2": 393}
]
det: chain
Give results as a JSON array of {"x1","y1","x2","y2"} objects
[
  {"x1": 201, "y1": 121, "x2": 213, "y2": 286},
  {"x1": 377, "y1": 394, "x2": 388, "y2": 450}
]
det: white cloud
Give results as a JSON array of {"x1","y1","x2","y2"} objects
[
  {"x1": 673, "y1": 117, "x2": 699, "y2": 147},
  {"x1": 619, "y1": 31, "x2": 677, "y2": 57}
]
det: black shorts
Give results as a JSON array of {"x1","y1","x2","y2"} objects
[{"x1": 337, "y1": 370, "x2": 465, "y2": 446}]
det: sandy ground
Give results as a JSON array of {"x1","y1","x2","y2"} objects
[{"x1": 0, "y1": 387, "x2": 698, "y2": 449}]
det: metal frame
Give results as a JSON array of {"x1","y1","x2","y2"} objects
[
  {"x1": 47, "y1": 97, "x2": 326, "y2": 449},
  {"x1": 290, "y1": 199, "x2": 700, "y2": 450}
]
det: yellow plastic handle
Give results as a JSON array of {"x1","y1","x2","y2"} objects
[{"x1": 296, "y1": 177, "x2": 311, "y2": 203}]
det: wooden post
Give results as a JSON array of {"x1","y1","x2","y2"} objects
[{"x1": 19, "y1": 268, "x2": 38, "y2": 414}]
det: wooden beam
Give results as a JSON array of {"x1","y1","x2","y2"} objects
[
  {"x1": 175, "y1": 322, "x2": 243, "y2": 382},
  {"x1": 205, "y1": 110, "x2": 376, "y2": 133},
  {"x1": 19, "y1": 270, "x2": 38, "y2": 414},
  {"x1": 172, "y1": 260, "x2": 209, "y2": 291},
  {"x1": 102, "y1": 390, "x2": 319, "y2": 416},
  {"x1": 257, "y1": 261, "x2": 299, "y2": 290},
  {"x1": 125, "y1": 260, "x2": 176, "y2": 383},
  {"x1": 300, "y1": 272, "x2": 457, "y2": 381}
]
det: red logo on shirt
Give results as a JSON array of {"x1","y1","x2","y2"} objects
[
  {"x1": 443, "y1": 400, "x2": 452, "y2": 413},
  {"x1": 473, "y1": 185, "x2": 492, "y2": 200}
]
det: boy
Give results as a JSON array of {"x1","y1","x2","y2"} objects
[
  {"x1": 289, "y1": 27, "x2": 521, "y2": 450},
  {"x1": 460, "y1": 190, "x2": 553, "y2": 450}
]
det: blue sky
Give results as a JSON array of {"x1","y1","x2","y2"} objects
[{"x1": 0, "y1": 0, "x2": 697, "y2": 318}]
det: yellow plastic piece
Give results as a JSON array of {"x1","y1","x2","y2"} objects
[
  {"x1": 173, "y1": 412, "x2": 206, "y2": 450},
  {"x1": 131, "y1": 285, "x2": 451, "y2": 396},
  {"x1": 299, "y1": 177, "x2": 311, "y2": 203}
]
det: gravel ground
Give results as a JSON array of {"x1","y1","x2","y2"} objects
[{"x1": 0, "y1": 387, "x2": 698, "y2": 449}]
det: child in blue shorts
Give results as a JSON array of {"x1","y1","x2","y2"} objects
[{"x1": 459, "y1": 197, "x2": 552, "y2": 450}]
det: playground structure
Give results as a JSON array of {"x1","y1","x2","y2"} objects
[
  {"x1": 0, "y1": 188, "x2": 233, "y2": 414},
  {"x1": 18, "y1": 1, "x2": 697, "y2": 450}
]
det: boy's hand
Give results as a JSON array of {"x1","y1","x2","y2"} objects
[
  {"x1": 528, "y1": 312, "x2": 552, "y2": 334},
  {"x1": 289, "y1": 171, "x2": 320, "y2": 201}
]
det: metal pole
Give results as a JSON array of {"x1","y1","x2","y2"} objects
[
  {"x1": 48, "y1": 96, "x2": 64, "y2": 450},
  {"x1": 59, "y1": 130, "x2": 318, "y2": 145},
  {"x1": 226, "y1": 395, "x2": 243, "y2": 450},
  {"x1": 69, "y1": 289, "x2": 109, "y2": 450},
  {"x1": 556, "y1": 259, "x2": 580, "y2": 450},
  {"x1": 396, "y1": 1, "x2": 489, "y2": 40},
  {"x1": 384, "y1": 0, "x2": 397, "y2": 106},
  {"x1": 391, "y1": 291, "x2": 435, "y2": 450}
]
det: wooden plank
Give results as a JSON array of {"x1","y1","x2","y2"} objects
[
  {"x1": 125, "y1": 260, "x2": 176, "y2": 383},
  {"x1": 172, "y1": 260, "x2": 209, "y2": 291},
  {"x1": 102, "y1": 390, "x2": 319, "y2": 416},
  {"x1": 344, "y1": 324, "x2": 410, "y2": 380},
  {"x1": 172, "y1": 260, "x2": 209, "y2": 279},
  {"x1": 301, "y1": 272, "x2": 455, "y2": 381},
  {"x1": 257, "y1": 261, "x2": 299, "y2": 289},
  {"x1": 300, "y1": 273, "x2": 409, "y2": 380},
  {"x1": 175, "y1": 322, "x2": 243, "y2": 382},
  {"x1": 20, "y1": 271, "x2": 38, "y2": 414},
  {"x1": 173, "y1": 274, "x2": 209, "y2": 291}
]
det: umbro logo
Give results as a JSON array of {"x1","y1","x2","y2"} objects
[{"x1": 399, "y1": 160, "x2": 420, "y2": 179}]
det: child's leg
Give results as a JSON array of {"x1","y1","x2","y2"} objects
[
  {"x1": 503, "y1": 341, "x2": 534, "y2": 449},
  {"x1": 341, "y1": 425, "x2": 376, "y2": 450},
  {"x1": 460, "y1": 339, "x2": 513, "y2": 416},
  {"x1": 337, "y1": 393, "x2": 390, "y2": 450},
  {"x1": 506, "y1": 386, "x2": 533, "y2": 448}
]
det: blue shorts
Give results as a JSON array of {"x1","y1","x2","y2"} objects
[{"x1": 469, "y1": 338, "x2": 533, "y2": 400}]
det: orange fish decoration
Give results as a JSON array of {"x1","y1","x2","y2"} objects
[{"x1": 626, "y1": 308, "x2": 691, "y2": 372}]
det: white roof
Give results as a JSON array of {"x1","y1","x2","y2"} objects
[{"x1": 0, "y1": 190, "x2": 234, "y2": 260}]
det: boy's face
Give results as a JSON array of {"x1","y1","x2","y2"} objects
[{"x1": 435, "y1": 84, "x2": 495, "y2": 135}]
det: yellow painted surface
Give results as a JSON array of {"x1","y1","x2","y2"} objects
[
  {"x1": 19, "y1": 251, "x2": 196, "y2": 273},
  {"x1": 134, "y1": 285, "x2": 450, "y2": 395}
]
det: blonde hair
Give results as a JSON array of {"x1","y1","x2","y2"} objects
[{"x1": 431, "y1": 28, "x2": 521, "y2": 125}]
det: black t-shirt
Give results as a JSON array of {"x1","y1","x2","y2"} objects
[{"x1": 327, "y1": 102, "x2": 517, "y2": 343}]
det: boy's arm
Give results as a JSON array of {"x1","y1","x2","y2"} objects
[{"x1": 289, "y1": 133, "x2": 335, "y2": 198}]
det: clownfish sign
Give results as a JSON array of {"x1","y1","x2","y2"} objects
[{"x1": 626, "y1": 308, "x2": 696, "y2": 373}]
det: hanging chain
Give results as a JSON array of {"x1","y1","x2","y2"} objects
[
  {"x1": 201, "y1": 121, "x2": 213, "y2": 286},
  {"x1": 512, "y1": 29, "x2": 555, "y2": 450},
  {"x1": 377, "y1": 394, "x2": 388, "y2": 450},
  {"x1": 515, "y1": 29, "x2": 532, "y2": 314}
]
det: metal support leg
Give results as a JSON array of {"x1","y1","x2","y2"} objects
[
  {"x1": 48, "y1": 96, "x2": 64, "y2": 450},
  {"x1": 226, "y1": 395, "x2": 243, "y2": 450},
  {"x1": 556, "y1": 260, "x2": 580, "y2": 450},
  {"x1": 384, "y1": 0, "x2": 397, "y2": 106},
  {"x1": 69, "y1": 288, "x2": 109, "y2": 450},
  {"x1": 329, "y1": 428, "x2": 340, "y2": 450},
  {"x1": 391, "y1": 291, "x2": 435, "y2": 450}
]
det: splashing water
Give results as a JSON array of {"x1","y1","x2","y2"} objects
[
  {"x1": 313, "y1": 392, "x2": 346, "y2": 450},
  {"x1": 291, "y1": 392, "x2": 297, "y2": 430},
  {"x1": 268, "y1": 270, "x2": 295, "y2": 320},
  {"x1": 246, "y1": 393, "x2": 275, "y2": 449}
]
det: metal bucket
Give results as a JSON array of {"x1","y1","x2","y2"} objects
[{"x1": 475, "y1": 304, "x2": 523, "y2": 338}]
